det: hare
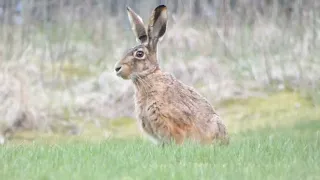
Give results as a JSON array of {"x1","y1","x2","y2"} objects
[{"x1": 114, "y1": 5, "x2": 229, "y2": 145}]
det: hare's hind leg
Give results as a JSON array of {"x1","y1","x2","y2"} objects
[
  {"x1": 198, "y1": 134, "x2": 229, "y2": 146},
  {"x1": 218, "y1": 134, "x2": 230, "y2": 145},
  {"x1": 205, "y1": 116, "x2": 230, "y2": 145},
  {"x1": 210, "y1": 131, "x2": 230, "y2": 146}
]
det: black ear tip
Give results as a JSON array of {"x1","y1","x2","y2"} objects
[
  {"x1": 156, "y1": 5, "x2": 167, "y2": 10},
  {"x1": 126, "y1": 6, "x2": 131, "y2": 11}
]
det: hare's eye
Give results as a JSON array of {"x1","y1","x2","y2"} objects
[{"x1": 134, "y1": 50, "x2": 145, "y2": 59}]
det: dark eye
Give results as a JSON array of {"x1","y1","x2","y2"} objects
[{"x1": 135, "y1": 50, "x2": 145, "y2": 58}]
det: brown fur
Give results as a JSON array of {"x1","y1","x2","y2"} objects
[{"x1": 114, "y1": 5, "x2": 229, "y2": 145}]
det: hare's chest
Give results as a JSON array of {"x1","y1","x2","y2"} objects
[
  {"x1": 134, "y1": 99, "x2": 161, "y2": 144},
  {"x1": 135, "y1": 101, "x2": 155, "y2": 129},
  {"x1": 134, "y1": 93, "x2": 158, "y2": 121}
]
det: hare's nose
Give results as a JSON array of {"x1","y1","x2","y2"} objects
[{"x1": 115, "y1": 66, "x2": 122, "y2": 72}]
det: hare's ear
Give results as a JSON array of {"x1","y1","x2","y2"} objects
[
  {"x1": 127, "y1": 6, "x2": 148, "y2": 44},
  {"x1": 147, "y1": 5, "x2": 168, "y2": 49}
]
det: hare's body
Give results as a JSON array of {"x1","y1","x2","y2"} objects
[
  {"x1": 114, "y1": 5, "x2": 229, "y2": 145},
  {"x1": 133, "y1": 70, "x2": 228, "y2": 144}
]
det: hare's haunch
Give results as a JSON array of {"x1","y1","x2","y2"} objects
[{"x1": 114, "y1": 5, "x2": 229, "y2": 145}]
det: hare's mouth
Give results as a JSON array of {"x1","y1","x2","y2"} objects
[
  {"x1": 116, "y1": 70, "x2": 130, "y2": 80},
  {"x1": 116, "y1": 70, "x2": 122, "y2": 77},
  {"x1": 116, "y1": 71, "x2": 125, "y2": 79}
]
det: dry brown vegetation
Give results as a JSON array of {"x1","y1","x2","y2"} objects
[{"x1": 0, "y1": 0, "x2": 319, "y2": 142}]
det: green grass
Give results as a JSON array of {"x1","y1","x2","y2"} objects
[
  {"x1": 1, "y1": 91, "x2": 319, "y2": 180},
  {"x1": 1, "y1": 120, "x2": 319, "y2": 180}
]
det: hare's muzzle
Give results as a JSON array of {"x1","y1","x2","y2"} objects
[
  {"x1": 115, "y1": 66, "x2": 122, "y2": 74},
  {"x1": 114, "y1": 62, "x2": 124, "y2": 76},
  {"x1": 114, "y1": 64, "x2": 130, "y2": 79}
]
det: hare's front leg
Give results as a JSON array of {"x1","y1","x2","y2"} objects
[
  {"x1": 142, "y1": 104, "x2": 187, "y2": 145},
  {"x1": 152, "y1": 119, "x2": 187, "y2": 145}
]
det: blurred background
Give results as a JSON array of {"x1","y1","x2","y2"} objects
[{"x1": 0, "y1": 0, "x2": 319, "y2": 143}]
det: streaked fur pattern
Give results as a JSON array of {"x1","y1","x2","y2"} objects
[{"x1": 114, "y1": 5, "x2": 229, "y2": 145}]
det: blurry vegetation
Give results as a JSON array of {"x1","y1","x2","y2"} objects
[
  {"x1": 219, "y1": 91, "x2": 320, "y2": 133},
  {"x1": 0, "y1": 0, "x2": 319, "y2": 142}
]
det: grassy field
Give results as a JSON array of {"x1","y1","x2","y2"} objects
[
  {"x1": 0, "y1": 1, "x2": 319, "y2": 180},
  {"x1": 1, "y1": 91, "x2": 319, "y2": 180},
  {"x1": 1, "y1": 116, "x2": 319, "y2": 179}
]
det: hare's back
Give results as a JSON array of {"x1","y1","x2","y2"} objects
[
  {"x1": 161, "y1": 73, "x2": 218, "y2": 122},
  {"x1": 156, "y1": 74, "x2": 228, "y2": 142}
]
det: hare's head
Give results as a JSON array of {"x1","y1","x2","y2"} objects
[{"x1": 114, "y1": 5, "x2": 168, "y2": 80}]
